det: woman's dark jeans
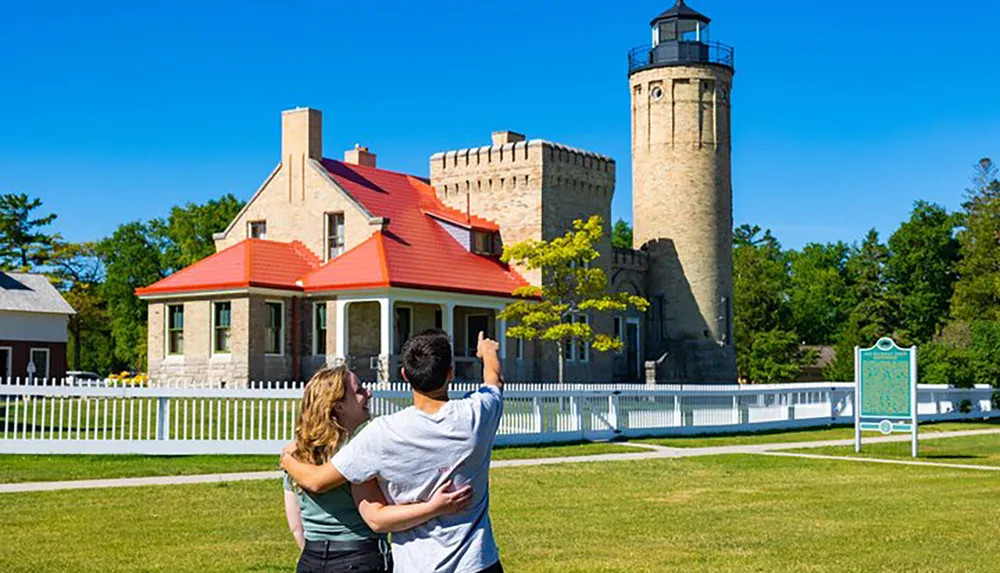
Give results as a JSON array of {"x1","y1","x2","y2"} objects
[{"x1": 296, "y1": 542, "x2": 391, "y2": 573}]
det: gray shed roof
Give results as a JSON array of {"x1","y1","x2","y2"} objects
[{"x1": 0, "y1": 272, "x2": 76, "y2": 315}]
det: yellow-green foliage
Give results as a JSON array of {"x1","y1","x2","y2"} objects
[{"x1": 500, "y1": 216, "x2": 649, "y2": 375}]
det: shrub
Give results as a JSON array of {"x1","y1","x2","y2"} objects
[{"x1": 918, "y1": 342, "x2": 975, "y2": 388}]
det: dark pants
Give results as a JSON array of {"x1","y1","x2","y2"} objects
[
  {"x1": 478, "y1": 561, "x2": 504, "y2": 573},
  {"x1": 297, "y1": 540, "x2": 391, "y2": 573}
]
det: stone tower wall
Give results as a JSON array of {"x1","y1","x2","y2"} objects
[
  {"x1": 630, "y1": 64, "x2": 736, "y2": 382},
  {"x1": 430, "y1": 139, "x2": 617, "y2": 382}
]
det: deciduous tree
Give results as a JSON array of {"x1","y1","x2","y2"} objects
[
  {"x1": 885, "y1": 201, "x2": 960, "y2": 343},
  {"x1": 499, "y1": 216, "x2": 649, "y2": 384}
]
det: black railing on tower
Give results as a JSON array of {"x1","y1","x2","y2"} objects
[{"x1": 628, "y1": 41, "x2": 734, "y2": 75}]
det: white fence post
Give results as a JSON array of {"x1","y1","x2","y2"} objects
[
  {"x1": 156, "y1": 397, "x2": 171, "y2": 441},
  {"x1": 608, "y1": 393, "x2": 620, "y2": 433},
  {"x1": 532, "y1": 397, "x2": 542, "y2": 433}
]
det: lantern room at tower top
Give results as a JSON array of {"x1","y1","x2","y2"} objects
[{"x1": 628, "y1": 0, "x2": 734, "y2": 74}]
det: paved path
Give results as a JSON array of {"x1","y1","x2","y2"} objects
[{"x1": 3, "y1": 428, "x2": 999, "y2": 494}]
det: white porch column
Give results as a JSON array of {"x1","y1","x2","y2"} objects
[
  {"x1": 378, "y1": 298, "x2": 392, "y2": 357},
  {"x1": 441, "y1": 302, "x2": 456, "y2": 347},
  {"x1": 377, "y1": 297, "x2": 393, "y2": 383},
  {"x1": 334, "y1": 300, "x2": 350, "y2": 364}
]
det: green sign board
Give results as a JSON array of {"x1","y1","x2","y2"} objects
[
  {"x1": 859, "y1": 341, "x2": 912, "y2": 418},
  {"x1": 855, "y1": 338, "x2": 918, "y2": 457}
]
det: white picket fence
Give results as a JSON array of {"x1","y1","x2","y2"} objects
[{"x1": 0, "y1": 378, "x2": 996, "y2": 454}]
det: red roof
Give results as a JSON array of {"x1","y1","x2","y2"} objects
[
  {"x1": 301, "y1": 160, "x2": 526, "y2": 297},
  {"x1": 137, "y1": 159, "x2": 528, "y2": 299},
  {"x1": 136, "y1": 239, "x2": 320, "y2": 296}
]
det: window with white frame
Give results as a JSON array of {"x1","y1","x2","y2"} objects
[
  {"x1": 29, "y1": 348, "x2": 50, "y2": 381},
  {"x1": 248, "y1": 220, "x2": 267, "y2": 239},
  {"x1": 327, "y1": 212, "x2": 345, "y2": 260},
  {"x1": 167, "y1": 304, "x2": 184, "y2": 355},
  {"x1": 213, "y1": 302, "x2": 231, "y2": 354},
  {"x1": 563, "y1": 313, "x2": 589, "y2": 362},
  {"x1": 265, "y1": 301, "x2": 284, "y2": 355},
  {"x1": 314, "y1": 303, "x2": 327, "y2": 355}
]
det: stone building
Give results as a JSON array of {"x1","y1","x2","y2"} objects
[{"x1": 137, "y1": 0, "x2": 737, "y2": 385}]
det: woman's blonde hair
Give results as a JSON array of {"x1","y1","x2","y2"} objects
[{"x1": 292, "y1": 366, "x2": 352, "y2": 466}]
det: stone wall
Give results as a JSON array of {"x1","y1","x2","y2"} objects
[
  {"x1": 214, "y1": 162, "x2": 375, "y2": 262},
  {"x1": 146, "y1": 295, "x2": 251, "y2": 386}
]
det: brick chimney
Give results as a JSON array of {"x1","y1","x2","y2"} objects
[
  {"x1": 344, "y1": 144, "x2": 377, "y2": 168},
  {"x1": 281, "y1": 107, "x2": 322, "y2": 161},
  {"x1": 491, "y1": 130, "x2": 525, "y2": 146}
]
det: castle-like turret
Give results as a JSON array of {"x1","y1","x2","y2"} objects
[{"x1": 629, "y1": 0, "x2": 737, "y2": 382}]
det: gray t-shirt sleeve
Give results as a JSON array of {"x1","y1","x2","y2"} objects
[
  {"x1": 331, "y1": 421, "x2": 383, "y2": 484},
  {"x1": 282, "y1": 471, "x2": 293, "y2": 492},
  {"x1": 471, "y1": 385, "x2": 504, "y2": 435}
]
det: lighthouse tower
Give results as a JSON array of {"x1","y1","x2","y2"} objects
[{"x1": 628, "y1": 0, "x2": 737, "y2": 382}]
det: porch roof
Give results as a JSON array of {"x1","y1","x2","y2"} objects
[{"x1": 135, "y1": 239, "x2": 320, "y2": 296}]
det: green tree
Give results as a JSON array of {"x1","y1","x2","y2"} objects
[
  {"x1": 159, "y1": 193, "x2": 244, "y2": 271},
  {"x1": 98, "y1": 222, "x2": 165, "y2": 371},
  {"x1": 885, "y1": 201, "x2": 960, "y2": 343},
  {"x1": 610, "y1": 218, "x2": 633, "y2": 249},
  {"x1": 825, "y1": 229, "x2": 896, "y2": 380},
  {"x1": 0, "y1": 192, "x2": 58, "y2": 271},
  {"x1": 499, "y1": 216, "x2": 649, "y2": 384},
  {"x1": 952, "y1": 158, "x2": 1000, "y2": 321},
  {"x1": 49, "y1": 241, "x2": 112, "y2": 373},
  {"x1": 733, "y1": 225, "x2": 811, "y2": 382},
  {"x1": 786, "y1": 242, "x2": 850, "y2": 345}
]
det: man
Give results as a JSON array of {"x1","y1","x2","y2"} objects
[{"x1": 282, "y1": 329, "x2": 505, "y2": 573}]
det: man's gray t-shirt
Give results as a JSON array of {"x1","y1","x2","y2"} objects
[{"x1": 331, "y1": 385, "x2": 503, "y2": 573}]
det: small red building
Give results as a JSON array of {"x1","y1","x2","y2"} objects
[{"x1": 0, "y1": 272, "x2": 75, "y2": 382}]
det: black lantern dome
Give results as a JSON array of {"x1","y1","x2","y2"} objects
[{"x1": 628, "y1": 0, "x2": 733, "y2": 75}]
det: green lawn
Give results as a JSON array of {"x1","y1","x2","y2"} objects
[
  {"x1": 2, "y1": 454, "x2": 998, "y2": 572},
  {"x1": 0, "y1": 442, "x2": 647, "y2": 484},
  {"x1": 792, "y1": 432, "x2": 1000, "y2": 468},
  {"x1": 636, "y1": 419, "x2": 1000, "y2": 448}
]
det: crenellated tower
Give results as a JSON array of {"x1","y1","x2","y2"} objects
[
  {"x1": 629, "y1": 0, "x2": 737, "y2": 382},
  {"x1": 430, "y1": 132, "x2": 616, "y2": 382}
]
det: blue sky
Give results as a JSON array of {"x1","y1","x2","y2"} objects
[{"x1": 2, "y1": 0, "x2": 998, "y2": 250}]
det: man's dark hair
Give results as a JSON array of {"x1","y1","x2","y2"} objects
[{"x1": 401, "y1": 328, "x2": 453, "y2": 393}]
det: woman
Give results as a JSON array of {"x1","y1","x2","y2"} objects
[{"x1": 283, "y1": 366, "x2": 472, "y2": 573}]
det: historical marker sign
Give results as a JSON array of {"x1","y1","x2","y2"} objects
[{"x1": 855, "y1": 338, "x2": 918, "y2": 457}]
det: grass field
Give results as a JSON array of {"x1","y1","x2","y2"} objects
[
  {"x1": 0, "y1": 442, "x2": 648, "y2": 484},
  {"x1": 792, "y1": 432, "x2": 1000, "y2": 468},
  {"x1": 1, "y1": 453, "x2": 998, "y2": 572},
  {"x1": 635, "y1": 419, "x2": 1000, "y2": 448}
]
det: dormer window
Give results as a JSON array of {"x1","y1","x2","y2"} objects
[
  {"x1": 472, "y1": 230, "x2": 499, "y2": 255},
  {"x1": 248, "y1": 220, "x2": 267, "y2": 240}
]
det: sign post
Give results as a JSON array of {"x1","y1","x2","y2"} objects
[{"x1": 855, "y1": 338, "x2": 918, "y2": 457}]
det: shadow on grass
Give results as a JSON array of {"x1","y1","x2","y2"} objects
[{"x1": 922, "y1": 454, "x2": 982, "y2": 460}]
